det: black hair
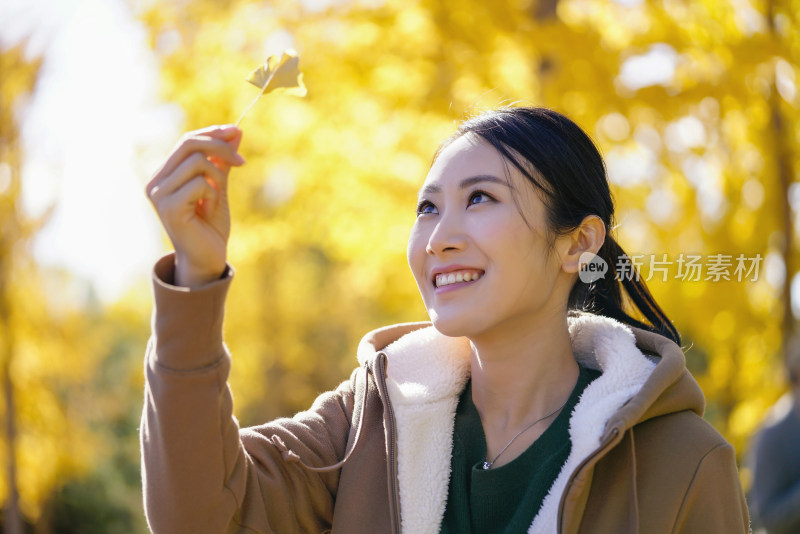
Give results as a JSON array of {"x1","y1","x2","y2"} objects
[{"x1": 438, "y1": 106, "x2": 681, "y2": 345}]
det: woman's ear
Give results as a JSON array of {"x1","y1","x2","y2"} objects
[{"x1": 559, "y1": 215, "x2": 606, "y2": 274}]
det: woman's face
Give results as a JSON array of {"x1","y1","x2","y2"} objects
[{"x1": 407, "y1": 134, "x2": 572, "y2": 338}]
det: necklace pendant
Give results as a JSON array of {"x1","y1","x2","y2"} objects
[{"x1": 481, "y1": 461, "x2": 492, "y2": 470}]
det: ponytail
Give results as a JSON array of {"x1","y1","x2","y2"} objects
[{"x1": 570, "y1": 235, "x2": 681, "y2": 346}]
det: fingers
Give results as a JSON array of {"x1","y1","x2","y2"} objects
[
  {"x1": 207, "y1": 128, "x2": 243, "y2": 174},
  {"x1": 158, "y1": 135, "x2": 244, "y2": 181},
  {"x1": 148, "y1": 152, "x2": 226, "y2": 206},
  {"x1": 160, "y1": 176, "x2": 218, "y2": 224},
  {"x1": 170, "y1": 176, "x2": 217, "y2": 219},
  {"x1": 147, "y1": 125, "x2": 244, "y2": 194},
  {"x1": 153, "y1": 176, "x2": 219, "y2": 231},
  {"x1": 190, "y1": 124, "x2": 241, "y2": 138}
]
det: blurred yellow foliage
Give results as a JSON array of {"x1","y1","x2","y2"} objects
[
  {"x1": 2, "y1": 0, "x2": 799, "y2": 526},
  {"x1": 1, "y1": 45, "x2": 149, "y2": 530}
]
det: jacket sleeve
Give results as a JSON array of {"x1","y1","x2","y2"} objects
[
  {"x1": 140, "y1": 254, "x2": 355, "y2": 534},
  {"x1": 671, "y1": 442, "x2": 750, "y2": 534}
]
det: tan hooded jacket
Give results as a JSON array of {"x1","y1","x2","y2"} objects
[{"x1": 141, "y1": 255, "x2": 750, "y2": 533}]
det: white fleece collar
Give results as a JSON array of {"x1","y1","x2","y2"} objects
[{"x1": 362, "y1": 314, "x2": 657, "y2": 534}]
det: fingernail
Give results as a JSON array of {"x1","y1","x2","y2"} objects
[{"x1": 234, "y1": 154, "x2": 246, "y2": 164}]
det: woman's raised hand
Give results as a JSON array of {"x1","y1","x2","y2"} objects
[{"x1": 146, "y1": 125, "x2": 245, "y2": 287}]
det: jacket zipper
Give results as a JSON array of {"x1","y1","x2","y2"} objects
[
  {"x1": 381, "y1": 353, "x2": 402, "y2": 534},
  {"x1": 369, "y1": 354, "x2": 401, "y2": 534},
  {"x1": 557, "y1": 427, "x2": 621, "y2": 533}
]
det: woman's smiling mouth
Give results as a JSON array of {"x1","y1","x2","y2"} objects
[{"x1": 433, "y1": 269, "x2": 485, "y2": 289}]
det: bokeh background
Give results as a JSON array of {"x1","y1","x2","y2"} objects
[{"x1": 1, "y1": 0, "x2": 798, "y2": 531}]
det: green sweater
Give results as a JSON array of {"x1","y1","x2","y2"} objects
[{"x1": 441, "y1": 365, "x2": 601, "y2": 534}]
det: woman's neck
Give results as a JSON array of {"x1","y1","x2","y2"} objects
[{"x1": 468, "y1": 310, "x2": 579, "y2": 432}]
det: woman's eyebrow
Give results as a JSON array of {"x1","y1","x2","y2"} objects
[{"x1": 420, "y1": 174, "x2": 510, "y2": 195}]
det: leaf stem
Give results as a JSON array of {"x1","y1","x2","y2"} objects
[{"x1": 235, "y1": 68, "x2": 277, "y2": 127}]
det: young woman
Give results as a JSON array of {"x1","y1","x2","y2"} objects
[{"x1": 142, "y1": 107, "x2": 749, "y2": 533}]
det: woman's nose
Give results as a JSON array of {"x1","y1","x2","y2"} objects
[{"x1": 425, "y1": 211, "x2": 467, "y2": 255}]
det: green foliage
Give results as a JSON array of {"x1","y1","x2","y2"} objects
[{"x1": 47, "y1": 464, "x2": 146, "y2": 534}]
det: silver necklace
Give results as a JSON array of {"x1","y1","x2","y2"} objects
[{"x1": 481, "y1": 397, "x2": 569, "y2": 470}]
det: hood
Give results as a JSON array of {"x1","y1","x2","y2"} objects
[
  {"x1": 355, "y1": 313, "x2": 705, "y2": 534},
  {"x1": 357, "y1": 314, "x2": 704, "y2": 427}
]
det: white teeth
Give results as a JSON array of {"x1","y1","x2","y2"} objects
[{"x1": 435, "y1": 271, "x2": 483, "y2": 287}]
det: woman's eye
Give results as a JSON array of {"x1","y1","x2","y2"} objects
[
  {"x1": 468, "y1": 191, "x2": 493, "y2": 206},
  {"x1": 416, "y1": 200, "x2": 438, "y2": 216}
]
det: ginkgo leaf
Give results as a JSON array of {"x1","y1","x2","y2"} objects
[
  {"x1": 236, "y1": 49, "x2": 307, "y2": 126},
  {"x1": 246, "y1": 49, "x2": 307, "y2": 96}
]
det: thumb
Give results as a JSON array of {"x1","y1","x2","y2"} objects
[
  {"x1": 207, "y1": 124, "x2": 242, "y2": 151},
  {"x1": 209, "y1": 128, "x2": 244, "y2": 173},
  {"x1": 227, "y1": 128, "x2": 243, "y2": 152},
  {"x1": 203, "y1": 124, "x2": 243, "y2": 154}
]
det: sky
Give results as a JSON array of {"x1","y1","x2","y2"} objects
[{"x1": 0, "y1": 0, "x2": 181, "y2": 303}]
